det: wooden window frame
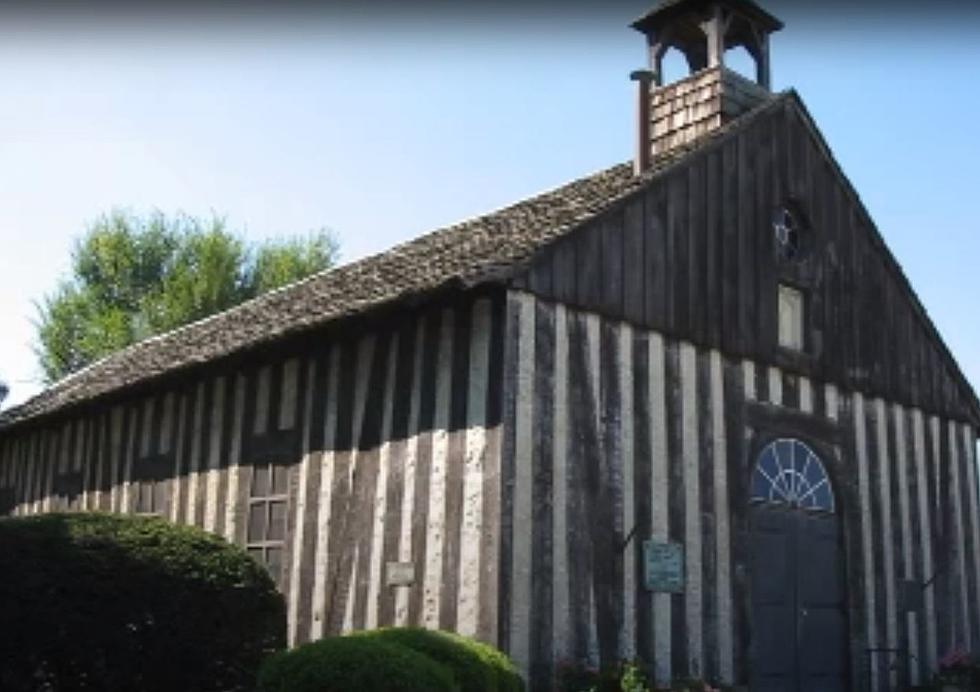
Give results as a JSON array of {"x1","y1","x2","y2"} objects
[
  {"x1": 246, "y1": 459, "x2": 290, "y2": 587},
  {"x1": 777, "y1": 282, "x2": 806, "y2": 352}
]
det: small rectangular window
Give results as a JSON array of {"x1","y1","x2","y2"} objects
[
  {"x1": 778, "y1": 284, "x2": 805, "y2": 351},
  {"x1": 246, "y1": 459, "x2": 290, "y2": 588}
]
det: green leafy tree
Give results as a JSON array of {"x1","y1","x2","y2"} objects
[{"x1": 36, "y1": 210, "x2": 339, "y2": 384}]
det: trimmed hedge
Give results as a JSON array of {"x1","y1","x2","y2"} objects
[
  {"x1": 257, "y1": 635, "x2": 458, "y2": 692},
  {"x1": 259, "y1": 628, "x2": 524, "y2": 692},
  {"x1": 356, "y1": 627, "x2": 524, "y2": 692},
  {"x1": 0, "y1": 512, "x2": 285, "y2": 692}
]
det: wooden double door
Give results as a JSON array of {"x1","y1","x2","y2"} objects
[{"x1": 749, "y1": 505, "x2": 848, "y2": 691}]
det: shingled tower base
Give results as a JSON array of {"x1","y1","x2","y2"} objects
[{"x1": 630, "y1": 0, "x2": 782, "y2": 168}]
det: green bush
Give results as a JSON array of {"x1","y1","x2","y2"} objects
[
  {"x1": 0, "y1": 512, "x2": 285, "y2": 692},
  {"x1": 257, "y1": 635, "x2": 458, "y2": 692},
  {"x1": 355, "y1": 627, "x2": 524, "y2": 692}
]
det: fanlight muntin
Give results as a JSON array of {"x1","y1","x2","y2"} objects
[{"x1": 750, "y1": 438, "x2": 834, "y2": 512}]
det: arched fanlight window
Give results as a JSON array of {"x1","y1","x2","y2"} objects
[{"x1": 750, "y1": 438, "x2": 834, "y2": 512}]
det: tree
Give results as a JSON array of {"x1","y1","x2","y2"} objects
[
  {"x1": 35, "y1": 210, "x2": 339, "y2": 384},
  {"x1": 0, "y1": 379, "x2": 8, "y2": 408}
]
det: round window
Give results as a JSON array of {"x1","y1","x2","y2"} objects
[{"x1": 773, "y1": 205, "x2": 803, "y2": 261}]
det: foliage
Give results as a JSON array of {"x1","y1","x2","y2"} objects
[
  {"x1": 555, "y1": 660, "x2": 620, "y2": 692},
  {"x1": 557, "y1": 660, "x2": 659, "y2": 692},
  {"x1": 0, "y1": 512, "x2": 286, "y2": 692},
  {"x1": 0, "y1": 378, "x2": 8, "y2": 407},
  {"x1": 620, "y1": 663, "x2": 649, "y2": 692},
  {"x1": 933, "y1": 646, "x2": 980, "y2": 688},
  {"x1": 35, "y1": 210, "x2": 340, "y2": 383},
  {"x1": 256, "y1": 634, "x2": 458, "y2": 692},
  {"x1": 354, "y1": 627, "x2": 524, "y2": 692},
  {"x1": 555, "y1": 660, "x2": 731, "y2": 692}
]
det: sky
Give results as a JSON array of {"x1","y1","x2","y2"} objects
[{"x1": 0, "y1": 0, "x2": 978, "y2": 409}]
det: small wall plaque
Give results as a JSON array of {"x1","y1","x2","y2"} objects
[
  {"x1": 643, "y1": 540, "x2": 685, "y2": 593},
  {"x1": 386, "y1": 561, "x2": 415, "y2": 587}
]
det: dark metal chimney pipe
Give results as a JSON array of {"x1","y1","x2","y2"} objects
[{"x1": 630, "y1": 69, "x2": 655, "y2": 176}]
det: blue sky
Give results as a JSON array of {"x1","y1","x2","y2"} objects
[{"x1": 0, "y1": 1, "x2": 978, "y2": 408}]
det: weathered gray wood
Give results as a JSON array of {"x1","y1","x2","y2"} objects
[
  {"x1": 478, "y1": 293, "x2": 506, "y2": 645},
  {"x1": 632, "y1": 330, "x2": 654, "y2": 665},
  {"x1": 377, "y1": 324, "x2": 415, "y2": 629},
  {"x1": 509, "y1": 98, "x2": 977, "y2": 428},
  {"x1": 667, "y1": 171, "x2": 687, "y2": 336},
  {"x1": 601, "y1": 210, "x2": 625, "y2": 318},
  {"x1": 664, "y1": 340, "x2": 688, "y2": 677},
  {"x1": 954, "y1": 424, "x2": 978, "y2": 648},
  {"x1": 576, "y1": 218, "x2": 603, "y2": 310},
  {"x1": 735, "y1": 118, "x2": 756, "y2": 356},
  {"x1": 323, "y1": 338, "x2": 360, "y2": 634},
  {"x1": 644, "y1": 184, "x2": 667, "y2": 329},
  {"x1": 350, "y1": 334, "x2": 389, "y2": 632},
  {"x1": 529, "y1": 299, "x2": 554, "y2": 690},
  {"x1": 440, "y1": 307, "x2": 469, "y2": 631},
  {"x1": 886, "y1": 403, "x2": 909, "y2": 690},
  {"x1": 697, "y1": 348, "x2": 717, "y2": 682},
  {"x1": 498, "y1": 297, "x2": 520, "y2": 655},
  {"x1": 864, "y1": 401, "x2": 888, "y2": 688},
  {"x1": 596, "y1": 318, "x2": 624, "y2": 671},
  {"x1": 408, "y1": 312, "x2": 440, "y2": 627},
  {"x1": 551, "y1": 237, "x2": 576, "y2": 306},
  {"x1": 294, "y1": 351, "x2": 326, "y2": 644},
  {"x1": 688, "y1": 157, "x2": 707, "y2": 344},
  {"x1": 623, "y1": 197, "x2": 646, "y2": 325}
]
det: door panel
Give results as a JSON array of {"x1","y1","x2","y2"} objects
[
  {"x1": 750, "y1": 505, "x2": 847, "y2": 692},
  {"x1": 750, "y1": 508, "x2": 799, "y2": 688},
  {"x1": 797, "y1": 512, "x2": 847, "y2": 691}
]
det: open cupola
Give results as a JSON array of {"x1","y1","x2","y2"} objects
[{"x1": 629, "y1": 0, "x2": 783, "y2": 172}]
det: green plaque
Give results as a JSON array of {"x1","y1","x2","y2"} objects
[{"x1": 643, "y1": 540, "x2": 685, "y2": 593}]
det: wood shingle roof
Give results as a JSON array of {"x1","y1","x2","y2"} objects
[
  {"x1": 4, "y1": 94, "x2": 760, "y2": 428},
  {"x1": 5, "y1": 90, "x2": 978, "y2": 428}
]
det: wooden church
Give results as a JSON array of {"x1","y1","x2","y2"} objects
[{"x1": 1, "y1": 0, "x2": 978, "y2": 689}]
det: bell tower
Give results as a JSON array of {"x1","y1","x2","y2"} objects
[{"x1": 629, "y1": 0, "x2": 783, "y2": 173}]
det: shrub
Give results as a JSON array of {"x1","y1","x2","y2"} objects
[
  {"x1": 355, "y1": 627, "x2": 524, "y2": 692},
  {"x1": 555, "y1": 660, "x2": 623, "y2": 692},
  {"x1": 0, "y1": 512, "x2": 285, "y2": 692},
  {"x1": 257, "y1": 635, "x2": 458, "y2": 692}
]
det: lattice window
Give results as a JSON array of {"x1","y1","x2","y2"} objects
[
  {"x1": 246, "y1": 460, "x2": 289, "y2": 588},
  {"x1": 751, "y1": 438, "x2": 834, "y2": 512}
]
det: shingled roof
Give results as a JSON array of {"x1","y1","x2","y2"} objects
[
  {"x1": 4, "y1": 94, "x2": 779, "y2": 429},
  {"x1": 5, "y1": 89, "x2": 976, "y2": 428}
]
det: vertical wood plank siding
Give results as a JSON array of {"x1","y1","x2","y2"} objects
[
  {"x1": 0, "y1": 292, "x2": 505, "y2": 654},
  {"x1": 499, "y1": 290, "x2": 980, "y2": 690},
  {"x1": 513, "y1": 97, "x2": 977, "y2": 429}
]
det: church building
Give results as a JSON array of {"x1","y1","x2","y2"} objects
[{"x1": 2, "y1": 1, "x2": 978, "y2": 689}]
